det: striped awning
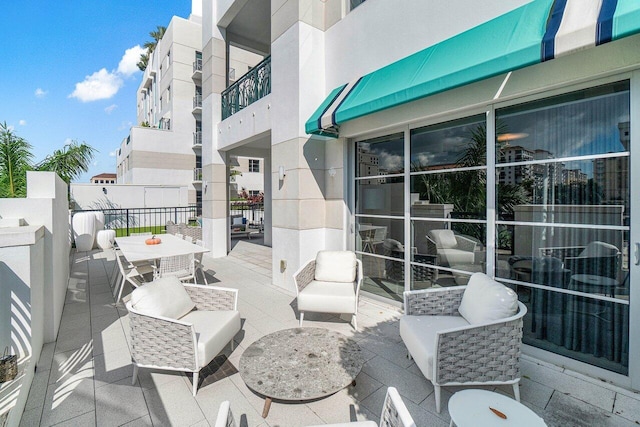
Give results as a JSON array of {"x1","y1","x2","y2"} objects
[{"x1": 306, "y1": 0, "x2": 640, "y2": 137}]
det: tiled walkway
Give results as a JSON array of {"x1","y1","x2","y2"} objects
[{"x1": 19, "y1": 242, "x2": 640, "y2": 426}]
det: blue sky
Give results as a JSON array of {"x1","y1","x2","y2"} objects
[{"x1": 0, "y1": 1, "x2": 192, "y2": 182}]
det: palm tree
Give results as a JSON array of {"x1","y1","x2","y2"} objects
[
  {"x1": 0, "y1": 122, "x2": 33, "y2": 198},
  {"x1": 137, "y1": 26, "x2": 166, "y2": 71},
  {"x1": 0, "y1": 123, "x2": 96, "y2": 198}
]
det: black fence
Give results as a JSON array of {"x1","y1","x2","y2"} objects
[{"x1": 72, "y1": 205, "x2": 199, "y2": 237}]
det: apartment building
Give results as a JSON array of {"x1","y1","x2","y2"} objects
[
  {"x1": 115, "y1": 4, "x2": 203, "y2": 204},
  {"x1": 198, "y1": 0, "x2": 640, "y2": 394}
]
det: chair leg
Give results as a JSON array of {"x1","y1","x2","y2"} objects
[
  {"x1": 114, "y1": 275, "x2": 125, "y2": 299},
  {"x1": 299, "y1": 312, "x2": 304, "y2": 327},
  {"x1": 434, "y1": 385, "x2": 441, "y2": 414},
  {"x1": 352, "y1": 314, "x2": 358, "y2": 331},
  {"x1": 200, "y1": 268, "x2": 208, "y2": 285},
  {"x1": 407, "y1": 351, "x2": 412, "y2": 360},
  {"x1": 230, "y1": 339, "x2": 235, "y2": 351},
  {"x1": 192, "y1": 371, "x2": 199, "y2": 396},
  {"x1": 117, "y1": 277, "x2": 127, "y2": 302},
  {"x1": 131, "y1": 365, "x2": 138, "y2": 385},
  {"x1": 513, "y1": 382, "x2": 520, "y2": 402}
]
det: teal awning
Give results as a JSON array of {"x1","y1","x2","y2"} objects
[{"x1": 306, "y1": 0, "x2": 640, "y2": 137}]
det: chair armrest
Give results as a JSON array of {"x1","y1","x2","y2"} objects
[
  {"x1": 433, "y1": 302, "x2": 527, "y2": 386},
  {"x1": 403, "y1": 287, "x2": 466, "y2": 316},
  {"x1": 455, "y1": 235, "x2": 477, "y2": 252},
  {"x1": 127, "y1": 304, "x2": 198, "y2": 371},
  {"x1": 183, "y1": 284, "x2": 238, "y2": 311},
  {"x1": 293, "y1": 260, "x2": 316, "y2": 295}
]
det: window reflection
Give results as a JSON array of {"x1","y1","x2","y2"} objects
[
  {"x1": 496, "y1": 82, "x2": 629, "y2": 161},
  {"x1": 356, "y1": 178, "x2": 404, "y2": 216},
  {"x1": 411, "y1": 115, "x2": 486, "y2": 171},
  {"x1": 410, "y1": 172, "x2": 486, "y2": 219},
  {"x1": 356, "y1": 133, "x2": 404, "y2": 177}
]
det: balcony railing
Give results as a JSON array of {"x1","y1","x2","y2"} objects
[
  {"x1": 193, "y1": 131, "x2": 202, "y2": 146},
  {"x1": 221, "y1": 55, "x2": 271, "y2": 120},
  {"x1": 71, "y1": 206, "x2": 199, "y2": 237},
  {"x1": 193, "y1": 167, "x2": 203, "y2": 182},
  {"x1": 193, "y1": 94, "x2": 202, "y2": 109},
  {"x1": 193, "y1": 58, "x2": 202, "y2": 73}
]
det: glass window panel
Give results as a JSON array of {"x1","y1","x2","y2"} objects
[
  {"x1": 496, "y1": 158, "x2": 629, "y2": 223},
  {"x1": 496, "y1": 225, "x2": 628, "y2": 297},
  {"x1": 356, "y1": 178, "x2": 404, "y2": 216},
  {"x1": 412, "y1": 220, "x2": 486, "y2": 270},
  {"x1": 496, "y1": 82, "x2": 629, "y2": 162},
  {"x1": 410, "y1": 264, "x2": 446, "y2": 290},
  {"x1": 358, "y1": 253, "x2": 404, "y2": 302},
  {"x1": 356, "y1": 132, "x2": 404, "y2": 177},
  {"x1": 411, "y1": 171, "x2": 486, "y2": 219},
  {"x1": 356, "y1": 218, "x2": 403, "y2": 254},
  {"x1": 506, "y1": 283, "x2": 629, "y2": 374},
  {"x1": 410, "y1": 115, "x2": 486, "y2": 171}
]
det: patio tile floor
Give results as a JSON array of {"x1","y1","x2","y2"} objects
[{"x1": 20, "y1": 241, "x2": 640, "y2": 426}]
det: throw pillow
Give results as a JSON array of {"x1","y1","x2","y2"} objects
[
  {"x1": 314, "y1": 251, "x2": 357, "y2": 283},
  {"x1": 458, "y1": 272, "x2": 518, "y2": 324},
  {"x1": 131, "y1": 276, "x2": 195, "y2": 319}
]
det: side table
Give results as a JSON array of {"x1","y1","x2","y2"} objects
[{"x1": 448, "y1": 390, "x2": 546, "y2": 427}]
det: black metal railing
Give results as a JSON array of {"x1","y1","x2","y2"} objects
[
  {"x1": 230, "y1": 202, "x2": 264, "y2": 227},
  {"x1": 221, "y1": 55, "x2": 271, "y2": 120},
  {"x1": 71, "y1": 205, "x2": 200, "y2": 237}
]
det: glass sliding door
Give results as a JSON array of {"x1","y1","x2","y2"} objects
[
  {"x1": 355, "y1": 132, "x2": 405, "y2": 301},
  {"x1": 495, "y1": 81, "x2": 630, "y2": 374},
  {"x1": 410, "y1": 115, "x2": 488, "y2": 288}
]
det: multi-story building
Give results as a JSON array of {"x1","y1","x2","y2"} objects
[
  {"x1": 116, "y1": 4, "x2": 203, "y2": 205},
  {"x1": 196, "y1": 0, "x2": 640, "y2": 392},
  {"x1": 90, "y1": 173, "x2": 116, "y2": 184},
  {"x1": 230, "y1": 156, "x2": 264, "y2": 197}
]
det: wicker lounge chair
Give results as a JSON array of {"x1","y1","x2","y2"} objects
[
  {"x1": 126, "y1": 277, "x2": 241, "y2": 396},
  {"x1": 400, "y1": 273, "x2": 526, "y2": 413}
]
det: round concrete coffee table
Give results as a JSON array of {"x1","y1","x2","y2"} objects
[{"x1": 239, "y1": 327, "x2": 365, "y2": 417}]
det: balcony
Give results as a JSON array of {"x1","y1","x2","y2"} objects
[
  {"x1": 221, "y1": 55, "x2": 271, "y2": 120},
  {"x1": 193, "y1": 167, "x2": 203, "y2": 182},
  {"x1": 192, "y1": 58, "x2": 202, "y2": 81},
  {"x1": 193, "y1": 131, "x2": 202, "y2": 147},
  {"x1": 192, "y1": 94, "x2": 202, "y2": 115}
]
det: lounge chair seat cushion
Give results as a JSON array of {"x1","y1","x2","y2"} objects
[
  {"x1": 130, "y1": 277, "x2": 195, "y2": 319},
  {"x1": 180, "y1": 310, "x2": 241, "y2": 368},
  {"x1": 399, "y1": 315, "x2": 469, "y2": 380},
  {"x1": 297, "y1": 280, "x2": 356, "y2": 314}
]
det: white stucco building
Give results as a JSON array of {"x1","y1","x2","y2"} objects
[
  {"x1": 116, "y1": 5, "x2": 203, "y2": 205},
  {"x1": 197, "y1": 0, "x2": 640, "y2": 395}
]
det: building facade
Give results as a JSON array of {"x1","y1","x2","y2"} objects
[
  {"x1": 116, "y1": 4, "x2": 203, "y2": 205},
  {"x1": 196, "y1": 0, "x2": 640, "y2": 393}
]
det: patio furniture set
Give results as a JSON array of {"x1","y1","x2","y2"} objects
[{"x1": 109, "y1": 241, "x2": 544, "y2": 426}]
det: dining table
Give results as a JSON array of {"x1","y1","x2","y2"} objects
[{"x1": 115, "y1": 234, "x2": 208, "y2": 264}]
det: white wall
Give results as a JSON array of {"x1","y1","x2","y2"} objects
[
  {"x1": 323, "y1": 0, "x2": 528, "y2": 89},
  {"x1": 0, "y1": 172, "x2": 71, "y2": 426},
  {"x1": 70, "y1": 184, "x2": 189, "y2": 209}
]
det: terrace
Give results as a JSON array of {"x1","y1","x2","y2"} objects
[{"x1": 13, "y1": 241, "x2": 640, "y2": 426}]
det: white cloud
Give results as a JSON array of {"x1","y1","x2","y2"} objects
[
  {"x1": 93, "y1": 161, "x2": 98, "y2": 166},
  {"x1": 104, "y1": 104, "x2": 118, "y2": 114},
  {"x1": 109, "y1": 151, "x2": 117, "y2": 157},
  {"x1": 118, "y1": 121, "x2": 133, "y2": 131},
  {"x1": 69, "y1": 68, "x2": 123, "y2": 102},
  {"x1": 117, "y1": 45, "x2": 145, "y2": 77},
  {"x1": 35, "y1": 88, "x2": 48, "y2": 98},
  {"x1": 19, "y1": 120, "x2": 26, "y2": 126}
]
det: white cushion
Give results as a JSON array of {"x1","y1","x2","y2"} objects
[
  {"x1": 314, "y1": 251, "x2": 357, "y2": 283},
  {"x1": 131, "y1": 277, "x2": 195, "y2": 319},
  {"x1": 458, "y1": 273, "x2": 518, "y2": 325},
  {"x1": 232, "y1": 216, "x2": 243, "y2": 225},
  {"x1": 180, "y1": 310, "x2": 241, "y2": 368},
  {"x1": 430, "y1": 229, "x2": 458, "y2": 249},
  {"x1": 438, "y1": 248, "x2": 475, "y2": 266},
  {"x1": 400, "y1": 315, "x2": 469, "y2": 380},
  {"x1": 297, "y1": 280, "x2": 356, "y2": 314}
]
